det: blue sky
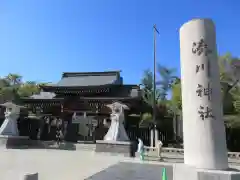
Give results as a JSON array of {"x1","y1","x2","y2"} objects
[{"x1": 0, "y1": 0, "x2": 239, "y2": 84}]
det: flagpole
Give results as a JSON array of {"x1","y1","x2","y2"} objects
[{"x1": 153, "y1": 24, "x2": 159, "y2": 147}]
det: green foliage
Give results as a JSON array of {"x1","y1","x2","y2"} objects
[
  {"x1": 140, "y1": 113, "x2": 153, "y2": 125},
  {"x1": 0, "y1": 73, "x2": 48, "y2": 103},
  {"x1": 170, "y1": 79, "x2": 182, "y2": 111},
  {"x1": 141, "y1": 69, "x2": 162, "y2": 107},
  {"x1": 17, "y1": 81, "x2": 40, "y2": 97},
  {"x1": 141, "y1": 53, "x2": 240, "y2": 129},
  {"x1": 219, "y1": 54, "x2": 240, "y2": 127},
  {"x1": 224, "y1": 115, "x2": 240, "y2": 129},
  {"x1": 0, "y1": 86, "x2": 16, "y2": 103},
  {"x1": 218, "y1": 53, "x2": 234, "y2": 82},
  {"x1": 141, "y1": 69, "x2": 153, "y2": 91},
  {"x1": 5, "y1": 73, "x2": 22, "y2": 86},
  {"x1": 140, "y1": 64, "x2": 177, "y2": 126},
  {"x1": 0, "y1": 74, "x2": 22, "y2": 103},
  {"x1": 142, "y1": 88, "x2": 161, "y2": 107},
  {"x1": 141, "y1": 64, "x2": 177, "y2": 104},
  {"x1": 156, "y1": 64, "x2": 177, "y2": 100}
]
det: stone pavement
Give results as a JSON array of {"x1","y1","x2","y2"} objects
[
  {"x1": 0, "y1": 149, "x2": 125, "y2": 180},
  {"x1": 85, "y1": 162, "x2": 173, "y2": 180},
  {"x1": 0, "y1": 149, "x2": 239, "y2": 180}
]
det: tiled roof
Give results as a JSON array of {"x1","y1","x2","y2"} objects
[
  {"x1": 56, "y1": 71, "x2": 122, "y2": 87},
  {"x1": 57, "y1": 76, "x2": 118, "y2": 87},
  {"x1": 62, "y1": 71, "x2": 121, "y2": 78}
]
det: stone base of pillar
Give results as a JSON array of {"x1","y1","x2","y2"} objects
[{"x1": 173, "y1": 164, "x2": 240, "y2": 180}]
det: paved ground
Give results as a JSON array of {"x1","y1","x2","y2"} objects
[
  {"x1": 0, "y1": 149, "x2": 239, "y2": 180},
  {"x1": 85, "y1": 162, "x2": 173, "y2": 180},
  {"x1": 0, "y1": 149, "x2": 126, "y2": 180}
]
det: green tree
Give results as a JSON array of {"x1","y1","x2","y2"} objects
[
  {"x1": 156, "y1": 64, "x2": 177, "y2": 100},
  {"x1": 218, "y1": 53, "x2": 240, "y2": 117},
  {"x1": 5, "y1": 73, "x2": 22, "y2": 86},
  {"x1": 169, "y1": 53, "x2": 240, "y2": 129},
  {"x1": 141, "y1": 69, "x2": 161, "y2": 107},
  {"x1": 0, "y1": 73, "x2": 48, "y2": 103},
  {"x1": 0, "y1": 74, "x2": 20, "y2": 103},
  {"x1": 17, "y1": 81, "x2": 40, "y2": 97},
  {"x1": 141, "y1": 69, "x2": 153, "y2": 91},
  {"x1": 170, "y1": 78, "x2": 182, "y2": 111},
  {"x1": 0, "y1": 73, "x2": 23, "y2": 103},
  {"x1": 140, "y1": 65, "x2": 177, "y2": 125}
]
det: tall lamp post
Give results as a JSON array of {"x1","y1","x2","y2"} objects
[{"x1": 153, "y1": 24, "x2": 159, "y2": 147}]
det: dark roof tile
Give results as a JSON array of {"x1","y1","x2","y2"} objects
[
  {"x1": 62, "y1": 71, "x2": 121, "y2": 78},
  {"x1": 56, "y1": 72, "x2": 121, "y2": 87}
]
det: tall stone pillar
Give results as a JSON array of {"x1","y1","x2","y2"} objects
[{"x1": 179, "y1": 19, "x2": 228, "y2": 170}]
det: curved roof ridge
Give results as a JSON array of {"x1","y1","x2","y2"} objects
[{"x1": 62, "y1": 70, "x2": 121, "y2": 78}]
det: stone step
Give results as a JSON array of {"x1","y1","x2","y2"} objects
[
  {"x1": 30, "y1": 141, "x2": 97, "y2": 151},
  {"x1": 75, "y1": 143, "x2": 96, "y2": 151}
]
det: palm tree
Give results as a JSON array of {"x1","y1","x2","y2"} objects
[
  {"x1": 156, "y1": 64, "x2": 178, "y2": 101},
  {"x1": 140, "y1": 65, "x2": 177, "y2": 125},
  {"x1": 141, "y1": 69, "x2": 153, "y2": 91},
  {"x1": 0, "y1": 74, "x2": 21, "y2": 103},
  {"x1": 3, "y1": 73, "x2": 23, "y2": 103},
  {"x1": 141, "y1": 70, "x2": 161, "y2": 105},
  {"x1": 5, "y1": 73, "x2": 22, "y2": 86}
]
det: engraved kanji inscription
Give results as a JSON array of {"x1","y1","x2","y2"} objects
[
  {"x1": 196, "y1": 83, "x2": 212, "y2": 100},
  {"x1": 207, "y1": 58, "x2": 211, "y2": 77},
  {"x1": 196, "y1": 60, "x2": 211, "y2": 77},
  {"x1": 192, "y1": 38, "x2": 212, "y2": 56},
  {"x1": 198, "y1": 106, "x2": 214, "y2": 120},
  {"x1": 196, "y1": 64, "x2": 204, "y2": 73}
]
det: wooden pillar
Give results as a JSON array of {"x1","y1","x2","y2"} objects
[
  {"x1": 94, "y1": 102, "x2": 100, "y2": 141},
  {"x1": 35, "y1": 105, "x2": 43, "y2": 140},
  {"x1": 60, "y1": 103, "x2": 65, "y2": 142}
]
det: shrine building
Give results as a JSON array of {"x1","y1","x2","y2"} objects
[{"x1": 20, "y1": 71, "x2": 143, "y2": 142}]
